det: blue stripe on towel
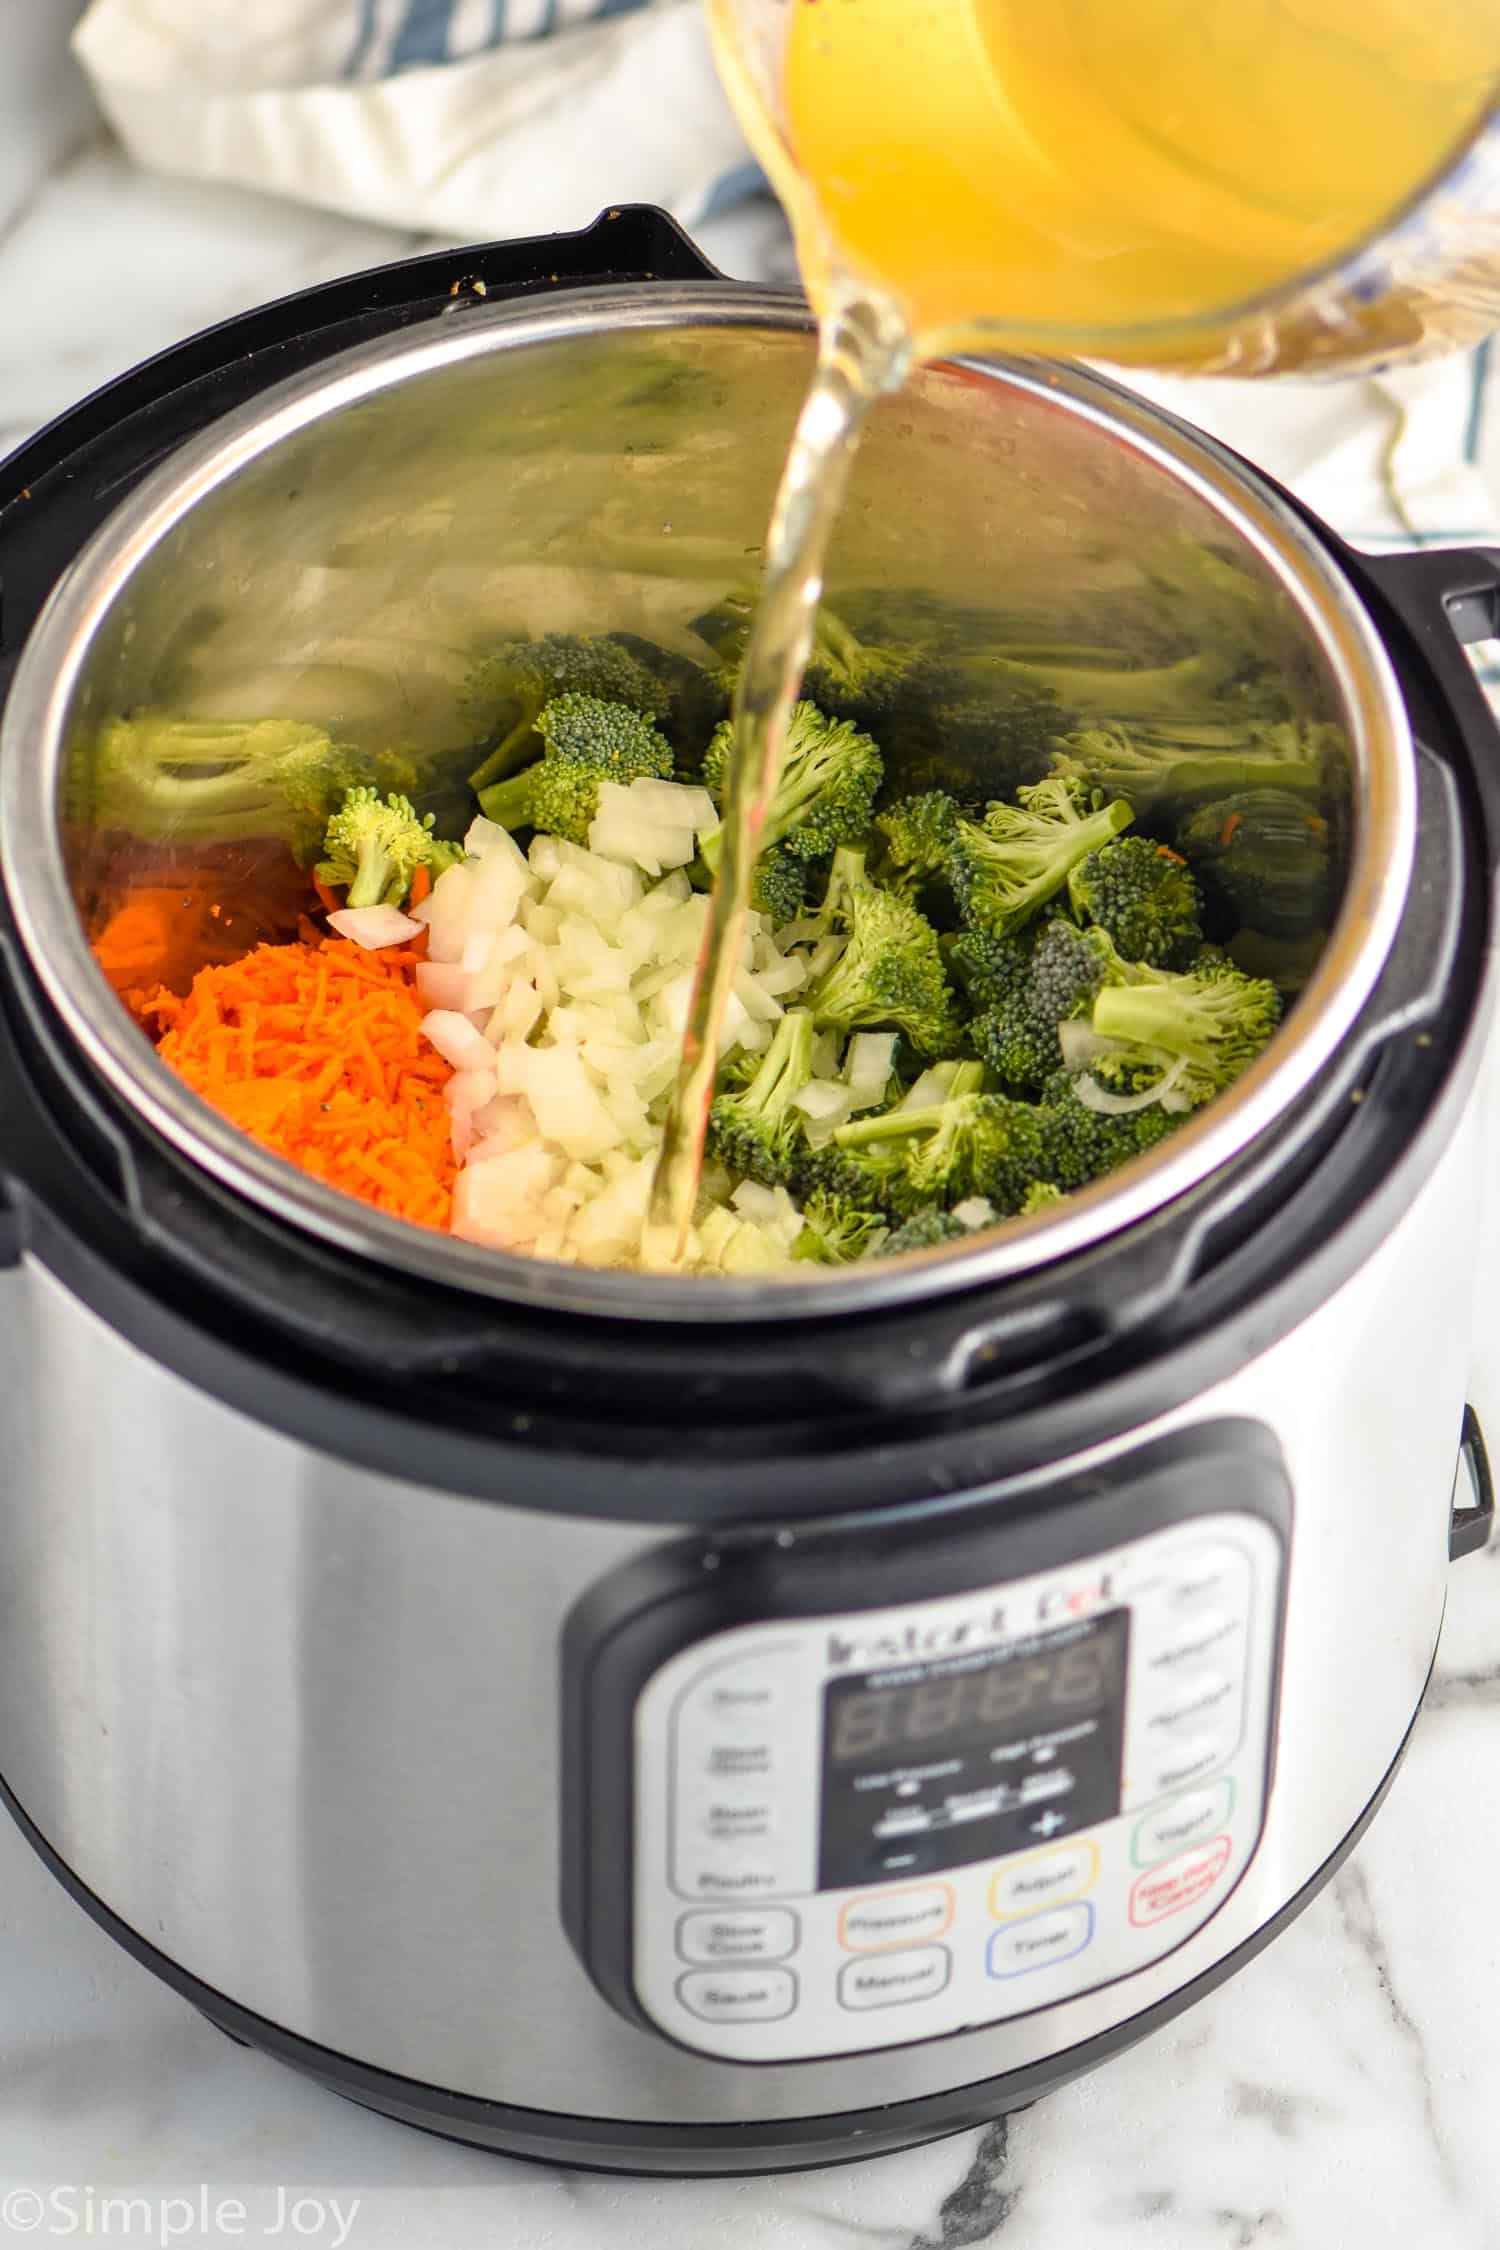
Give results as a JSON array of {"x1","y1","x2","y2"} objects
[
  {"x1": 343, "y1": 0, "x2": 383, "y2": 76},
  {"x1": 1465, "y1": 337, "x2": 1493, "y2": 467},
  {"x1": 390, "y1": 0, "x2": 459, "y2": 70},
  {"x1": 697, "y1": 159, "x2": 769, "y2": 220}
]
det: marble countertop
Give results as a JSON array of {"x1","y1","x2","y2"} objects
[{"x1": 7, "y1": 14, "x2": 1500, "y2": 2250}]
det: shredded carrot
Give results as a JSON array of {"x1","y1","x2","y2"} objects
[
  {"x1": 1220, "y1": 812, "x2": 1244, "y2": 846},
  {"x1": 408, "y1": 863, "x2": 433, "y2": 909},
  {"x1": 150, "y1": 938, "x2": 456, "y2": 1232}
]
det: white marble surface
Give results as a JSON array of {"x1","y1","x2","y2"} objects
[{"x1": 7, "y1": 11, "x2": 1500, "y2": 2249}]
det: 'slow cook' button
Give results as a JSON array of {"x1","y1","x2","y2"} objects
[
  {"x1": 1128, "y1": 1834, "x2": 1232, "y2": 1926},
  {"x1": 839, "y1": 1883, "x2": 954, "y2": 1952},
  {"x1": 1132, "y1": 1779, "x2": 1235, "y2": 1867},
  {"x1": 677, "y1": 1907, "x2": 800, "y2": 1965},
  {"x1": 677, "y1": 1966, "x2": 798, "y2": 2024},
  {"x1": 986, "y1": 1902, "x2": 1094, "y2": 1979},
  {"x1": 990, "y1": 1840, "x2": 1098, "y2": 1919},
  {"x1": 838, "y1": 1946, "x2": 952, "y2": 2011}
]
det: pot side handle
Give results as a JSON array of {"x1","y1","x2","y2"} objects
[{"x1": 1346, "y1": 542, "x2": 1500, "y2": 872}]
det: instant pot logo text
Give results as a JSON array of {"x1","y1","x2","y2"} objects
[{"x1": 826, "y1": 1570, "x2": 1116, "y2": 1671}]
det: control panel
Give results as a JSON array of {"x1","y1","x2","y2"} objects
[{"x1": 628, "y1": 1510, "x2": 1283, "y2": 2062}]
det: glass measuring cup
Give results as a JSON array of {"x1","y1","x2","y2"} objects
[{"x1": 707, "y1": 0, "x2": 1500, "y2": 377}]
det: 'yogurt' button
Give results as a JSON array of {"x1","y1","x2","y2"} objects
[
  {"x1": 837, "y1": 1946, "x2": 952, "y2": 2011},
  {"x1": 1132, "y1": 1779, "x2": 1235, "y2": 1867},
  {"x1": 990, "y1": 1840, "x2": 1098, "y2": 1919},
  {"x1": 986, "y1": 1902, "x2": 1094, "y2": 1979},
  {"x1": 677, "y1": 1966, "x2": 798, "y2": 2023},
  {"x1": 677, "y1": 1907, "x2": 800, "y2": 1965},
  {"x1": 1128, "y1": 1834, "x2": 1232, "y2": 1926}
]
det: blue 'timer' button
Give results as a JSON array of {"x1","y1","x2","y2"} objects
[{"x1": 986, "y1": 1901, "x2": 1094, "y2": 1979}]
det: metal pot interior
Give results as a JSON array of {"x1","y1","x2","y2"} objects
[{"x1": 0, "y1": 286, "x2": 1415, "y2": 1320}]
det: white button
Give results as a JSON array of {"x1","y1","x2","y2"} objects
[
  {"x1": 1146, "y1": 1728, "x2": 1237, "y2": 1795},
  {"x1": 839, "y1": 1884, "x2": 954, "y2": 1952},
  {"x1": 1145, "y1": 1609, "x2": 1240, "y2": 1670},
  {"x1": 838, "y1": 1946, "x2": 951, "y2": 2011},
  {"x1": 1133, "y1": 1780, "x2": 1235, "y2": 1866},
  {"x1": 689, "y1": 1671, "x2": 784, "y2": 1731},
  {"x1": 987, "y1": 1902, "x2": 1094, "y2": 1979},
  {"x1": 1145, "y1": 1671, "x2": 1238, "y2": 1732},
  {"x1": 1129, "y1": 1835, "x2": 1232, "y2": 1927},
  {"x1": 701, "y1": 1739, "x2": 776, "y2": 1781},
  {"x1": 990, "y1": 1841, "x2": 1098, "y2": 1918},
  {"x1": 1167, "y1": 1545, "x2": 1249, "y2": 1609},
  {"x1": 677, "y1": 1966, "x2": 797, "y2": 2023},
  {"x1": 694, "y1": 1794, "x2": 779, "y2": 1845},
  {"x1": 676, "y1": 1855, "x2": 785, "y2": 1900},
  {"x1": 677, "y1": 1908, "x2": 800, "y2": 1965}
]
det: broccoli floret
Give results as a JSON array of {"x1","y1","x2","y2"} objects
[
  {"x1": 1087, "y1": 955, "x2": 1282, "y2": 1110},
  {"x1": 1067, "y1": 834, "x2": 1203, "y2": 968},
  {"x1": 968, "y1": 919, "x2": 1113, "y2": 1092},
  {"x1": 1174, "y1": 788, "x2": 1334, "y2": 938},
  {"x1": 746, "y1": 846, "x2": 809, "y2": 925},
  {"x1": 699, "y1": 702, "x2": 884, "y2": 874},
  {"x1": 705, "y1": 1009, "x2": 819, "y2": 1188},
  {"x1": 1036, "y1": 1069, "x2": 1182, "y2": 1188},
  {"x1": 1020, "y1": 1180, "x2": 1066, "y2": 1216},
  {"x1": 1052, "y1": 718, "x2": 1343, "y2": 813},
  {"x1": 804, "y1": 860, "x2": 961, "y2": 1057},
  {"x1": 464, "y1": 634, "x2": 668, "y2": 791},
  {"x1": 873, "y1": 791, "x2": 964, "y2": 899},
  {"x1": 792, "y1": 1189, "x2": 889, "y2": 1264},
  {"x1": 836, "y1": 1086, "x2": 1049, "y2": 1217},
  {"x1": 76, "y1": 712, "x2": 373, "y2": 861},
  {"x1": 878, "y1": 1207, "x2": 969, "y2": 1256},
  {"x1": 477, "y1": 694, "x2": 674, "y2": 845},
  {"x1": 316, "y1": 787, "x2": 463, "y2": 909},
  {"x1": 947, "y1": 776, "x2": 1134, "y2": 936}
]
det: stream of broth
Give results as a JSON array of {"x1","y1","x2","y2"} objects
[{"x1": 647, "y1": 0, "x2": 1497, "y2": 1259}]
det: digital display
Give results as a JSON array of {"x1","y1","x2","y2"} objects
[
  {"x1": 829, "y1": 1634, "x2": 1116, "y2": 1764},
  {"x1": 818, "y1": 1610, "x2": 1129, "y2": 1889}
]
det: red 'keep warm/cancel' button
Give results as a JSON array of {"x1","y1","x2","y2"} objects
[{"x1": 1128, "y1": 1834, "x2": 1232, "y2": 1927}]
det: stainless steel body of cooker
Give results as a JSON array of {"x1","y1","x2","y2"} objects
[{"x1": 0, "y1": 213, "x2": 1494, "y2": 2171}]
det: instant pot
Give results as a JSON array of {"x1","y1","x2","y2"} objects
[{"x1": 0, "y1": 210, "x2": 1497, "y2": 2175}]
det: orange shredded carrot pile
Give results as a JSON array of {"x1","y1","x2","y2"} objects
[{"x1": 150, "y1": 938, "x2": 455, "y2": 1231}]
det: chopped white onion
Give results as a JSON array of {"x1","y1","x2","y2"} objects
[
  {"x1": 420, "y1": 1010, "x2": 497, "y2": 1073},
  {"x1": 328, "y1": 905, "x2": 423, "y2": 950},
  {"x1": 1072, "y1": 1056, "x2": 1189, "y2": 1115}
]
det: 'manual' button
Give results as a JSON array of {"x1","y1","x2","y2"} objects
[{"x1": 837, "y1": 1946, "x2": 951, "y2": 2011}]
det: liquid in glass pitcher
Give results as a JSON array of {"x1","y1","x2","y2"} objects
[{"x1": 708, "y1": 0, "x2": 1500, "y2": 375}]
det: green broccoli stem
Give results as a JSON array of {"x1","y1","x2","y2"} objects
[
  {"x1": 834, "y1": 1063, "x2": 986, "y2": 1149},
  {"x1": 347, "y1": 840, "x2": 397, "y2": 909},
  {"x1": 1092, "y1": 983, "x2": 1228, "y2": 1066},
  {"x1": 985, "y1": 652, "x2": 1226, "y2": 721},
  {"x1": 477, "y1": 765, "x2": 539, "y2": 833},
  {"x1": 467, "y1": 705, "x2": 543, "y2": 795},
  {"x1": 739, "y1": 1010, "x2": 817, "y2": 1123}
]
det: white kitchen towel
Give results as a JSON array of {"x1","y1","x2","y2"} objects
[{"x1": 71, "y1": 0, "x2": 763, "y2": 243}]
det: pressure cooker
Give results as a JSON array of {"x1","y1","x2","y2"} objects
[{"x1": 0, "y1": 210, "x2": 1496, "y2": 2175}]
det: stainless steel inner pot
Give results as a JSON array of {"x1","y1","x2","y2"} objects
[{"x1": 0, "y1": 285, "x2": 1415, "y2": 1320}]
